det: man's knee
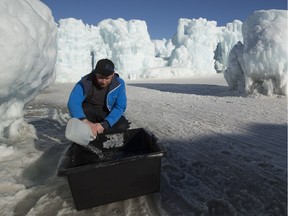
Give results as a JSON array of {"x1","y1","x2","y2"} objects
[
  {"x1": 116, "y1": 116, "x2": 130, "y2": 130},
  {"x1": 105, "y1": 116, "x2": 130, "y2": 134}
]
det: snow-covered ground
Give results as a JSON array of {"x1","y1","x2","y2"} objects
[{"x1": 0, "y1": 74, "x2": 286, "y2": 215}]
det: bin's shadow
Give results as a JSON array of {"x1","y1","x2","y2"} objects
[
  {"x1": 128, "y1": 83, "x2": 238, "y2": 97},
  {"x1": 22, "y1": 118, "x2": 70, "y2": 188},
  {"x1": 14, "y1": 117, "x2": 74, "y2": 216}
]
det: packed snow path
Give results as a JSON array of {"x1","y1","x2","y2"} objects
[
  {"x1": 126, "y1": 77, "x2": 286, "y2": 215},
  {"x1": 1, "y1": 76, "x2": 286, "y2": 215}
]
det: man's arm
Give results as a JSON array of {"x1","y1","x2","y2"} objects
[
  {"x1": 67, "y1": 82, "x2": 86, "y2": 119},
  {"x1": 105, "y1": 79, "x2": 127, "y2": 127}
]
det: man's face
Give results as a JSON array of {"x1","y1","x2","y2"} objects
[{"x1": 95, "y1": 73, "x2": 114, "y2": 88}]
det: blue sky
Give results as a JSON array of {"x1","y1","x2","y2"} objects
[{"x1": 41, "y1": 0, "x2": 287, "y2": 39}]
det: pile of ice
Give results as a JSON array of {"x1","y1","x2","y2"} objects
[
  {"x1": 55, "y1": 17, "x2": 243, "y2": 81},
  {"x1": 55, "y1": 10, "x2": 287, "y2": 95},
  {"x1": 56, "y1": 18, "x2": 156, "y2": 81},
  {"x1": 224, "y1": 10, "x2": 287, "y2": 95},
  {"x1": 169, "y1": 18, "x2": 242, "y2": 74},
  {"x1": 0, "y1": 0, "x2": 57, "y2": 138}
]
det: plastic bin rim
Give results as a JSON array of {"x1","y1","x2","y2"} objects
[{"x1": 58, "y1": 150, "x2": 165, "y2": 177}]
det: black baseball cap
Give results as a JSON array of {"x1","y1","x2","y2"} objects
[{"x1": 93, "y1": 59, "x2": 115, "y2": 76}]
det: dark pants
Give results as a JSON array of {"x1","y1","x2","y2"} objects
[{"x1": 82, "y1": 102, "x2": 130, "y2": 134}]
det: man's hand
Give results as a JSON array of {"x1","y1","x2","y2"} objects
[
  {"x1": 93, "y1": 123, "x2": 104, "y2": 135},
  {"x1": 82, "y1": 119, "x2": 104, "y2": 135}
]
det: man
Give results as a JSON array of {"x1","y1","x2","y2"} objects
[{"x1": 67, "y1": 58, "x2": 129, "y2": 136}]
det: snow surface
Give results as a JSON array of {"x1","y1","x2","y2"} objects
[
  {"x1": 0, "y1": 0, "x2": 287, "y2": 215},
  {"x1": 0, "y1": 75, "x2": 286, "y2": 215}
]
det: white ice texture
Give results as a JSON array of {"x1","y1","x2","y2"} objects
[
  {"x1": 224, "y1": 10, "x2": 287, "y2": 95},
  {"x1": 0, "y1": 0, "x2": 287, "y2": 139},
  {"x1": 0, "y1": 0, "x2": 57, "y2": 138},
  {"x1": 55, "y1": 11, "x2": 286, "y2": 95},
  {"x1": 55, "y1": 17, "x2": 244, "y2": 81},
  {"x1": 56, "y1": 18, "x2": 156, "y2": 81}
]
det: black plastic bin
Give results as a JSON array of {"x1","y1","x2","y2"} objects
[{"x1": 58, "y1": 128, "x2": 165, "y2": 210}]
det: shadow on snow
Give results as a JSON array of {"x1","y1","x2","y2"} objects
[
  {"x1": 127, "y1": 83, "x2": 239, "y2": 97},
  {"x1": 158, "y1": 123, "x2": 287, "y2": 215}
]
